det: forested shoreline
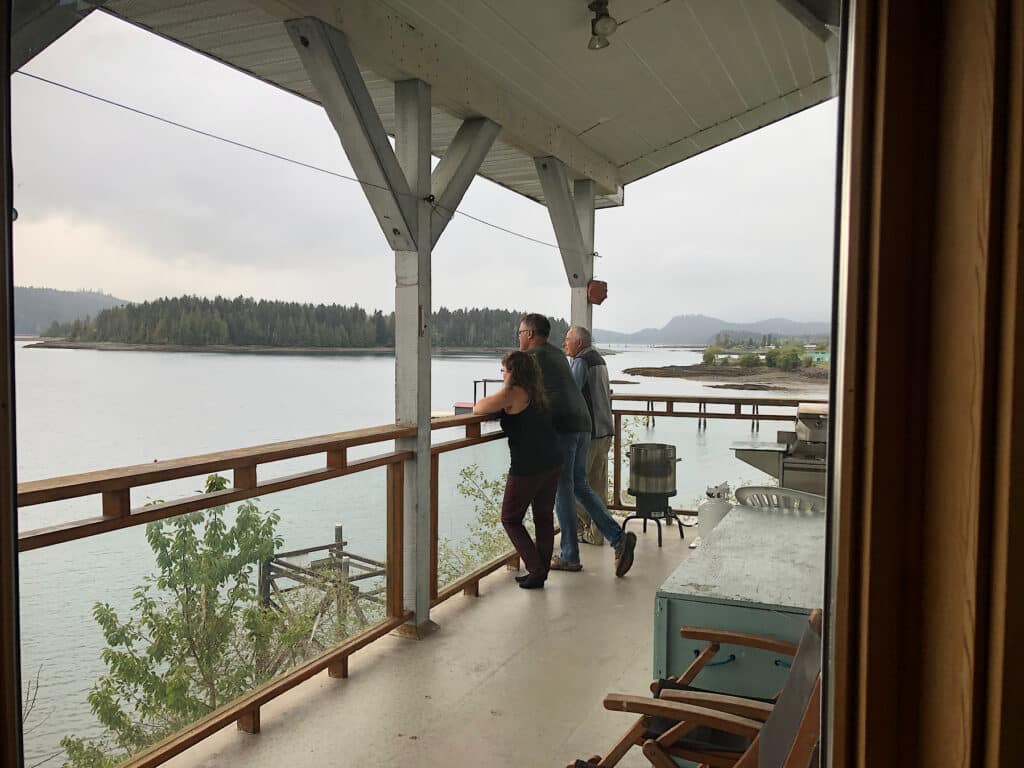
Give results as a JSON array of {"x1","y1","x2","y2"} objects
[{"x1": 42, "y1": 296, "x2": 569, "y2": 349}]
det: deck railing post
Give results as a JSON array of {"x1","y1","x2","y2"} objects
[
  {"x1": 233, "y1": 465, "x2": 257, "y2": 490},
  {"x1": 102, "y1": 488, "x2": 130, "y2": 519},
  {"x1": 613, "y1": 413, "x2": 622, "y2": 507},
  {"x1": 430, "y1": 454, "x2": 439, "y2": 600},
  {"x1": 386, "y1": 460, "x2": 404, "y2": 619},
  {"x1": 237, "y1": 708, "x2": 260, "y2": 734}
]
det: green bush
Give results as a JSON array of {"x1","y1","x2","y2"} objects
[
  {"x1": 778, "y1": 347, "x2": 803, "y2": 371},
  {"x1": 60, "y1": 475, "x2": 382, "y2": 767},
  {"x1": 702, "y1": 345, "x2": 724, "y2": 365},
  {"x1": 738, "y1": 353, "x2": 761, "y2": 368},
  {"x1": 764, "y1": 348, "x2": 780, "y2": 368}
]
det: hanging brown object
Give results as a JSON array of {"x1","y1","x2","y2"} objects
[{"x1": 587, "y1": 279, "x2": 608, "y2": 305}]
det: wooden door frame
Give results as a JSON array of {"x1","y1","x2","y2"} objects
[
  {"x1": 1, "y1": 1, "x2": 24, "y2": 766},
  {"x1": 829, "y1": 0, "x2": 1024, "y2": 765}
]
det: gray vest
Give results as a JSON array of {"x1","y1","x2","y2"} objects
[{"x1": 577, "y1": 347, "x2": 614, "y2": 438}]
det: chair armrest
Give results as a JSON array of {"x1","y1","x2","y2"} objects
[
  {"x1": 603, "y1": 694, "x2": 763, "y2": 739},
  {"x1": 679, "y1": 627, "x2": 799, "y2": 656},
  {"x1": 653, "y1": 640, "x2": 722, "y2": 692},
  {"x1": 658, "y1": 690, "x2": 775, "y2": 721}
]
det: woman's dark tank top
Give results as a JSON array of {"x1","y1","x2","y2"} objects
[{"x1": 499, "y1": 401, "x2": 562, "y2": 477}]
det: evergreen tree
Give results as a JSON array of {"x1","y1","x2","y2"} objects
[{"x1": 48, "y1": 297, "x2": 568, "y2": 350}]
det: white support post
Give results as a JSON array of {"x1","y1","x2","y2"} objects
[
  {"x1": 288, "y1": 16, "x2": 497, "y2": 636},
  {"x1": 393, "y1": 78, "x2": 435, "y2": 637},
  {"x1": 535, "y1": 158, "x2": 597, "y2": 330},
  {"x1": 573, "y1": 179, "x2": 596, "y2": 330}
]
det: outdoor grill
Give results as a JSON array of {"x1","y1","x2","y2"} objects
[
  {"x1": 731, "y1": 403, "x2": 829, "y2": 495},
  {"x1": 623, "y1": 443, "x2": 685, "y2": 546}
]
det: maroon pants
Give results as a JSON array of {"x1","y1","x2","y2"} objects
[{"x1": 501, "y1": 465, "x2": 562, "y2": 579}]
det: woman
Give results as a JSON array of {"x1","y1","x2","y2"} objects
[{"x1": 473, "y1": 351, "x2": 562, "y2": 589}]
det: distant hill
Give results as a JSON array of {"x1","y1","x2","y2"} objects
[
  {"x1": 14, "y1": 287, "x2": 128, "y2": 336},
  {"x1": 595, "y1": 314, "x2": 830, "y2": 345}
]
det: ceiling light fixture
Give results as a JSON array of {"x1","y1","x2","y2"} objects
[{"x1": 587, "y1": 0, "x2": 618, "y2": 50}]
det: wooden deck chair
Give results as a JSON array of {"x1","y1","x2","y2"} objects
[{"x1": 569, "y1": 610, "x2": 822, "y2": 768}]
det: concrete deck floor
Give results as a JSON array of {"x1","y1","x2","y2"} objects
[{"x1": 168, "y1": 525, "x2": 694, "y2": 768}]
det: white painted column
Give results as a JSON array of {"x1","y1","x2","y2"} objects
[
  {"x1": 535, "y1": 158, "x2": 598, "y2": 333},
  {"x1": 572, "y1": 179, "x2": 596, "y2": 330},
  {"x1": 393, "y1": 79, "x2": 434, "y2": 634},
  {"x1": 287, "y1": 17, "x2": 498, "y2": 634}
]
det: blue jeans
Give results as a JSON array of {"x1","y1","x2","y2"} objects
[{"x1": 554, "y1": 431, "x2": 623, "y2": 563}]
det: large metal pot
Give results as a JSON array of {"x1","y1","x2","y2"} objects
[{"x1": 628, "y1": 443, "x2": 678, "y2": 495}]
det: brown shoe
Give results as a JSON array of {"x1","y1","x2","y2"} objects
[
  {"x1": 550, "y1": 557, "x2": 583, "y2": 572},
  {"x1": 614, "y1": 532, "x2": 637, "y2": 577}
]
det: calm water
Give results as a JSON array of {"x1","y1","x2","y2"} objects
[{"x1": 14, "y1": 342, "x2": 826, "y2": 760}]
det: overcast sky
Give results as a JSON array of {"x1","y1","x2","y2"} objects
[{"x1": 10, "y1": 11, "x2": 838, "y2": 333}]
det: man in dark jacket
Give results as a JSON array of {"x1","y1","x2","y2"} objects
[
  {"x1": 518, "y1": 313, "x2": 636, "y2": 576},
  {"x1": 563, "y1": 325, "x2": 614, "y2": 545}
]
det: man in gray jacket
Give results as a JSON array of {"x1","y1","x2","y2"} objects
[
  {"x1": 563, "y1": 326, "x2": 614, "y2": 545},
  {"x1": 518, "y1": 313, "x2": 636, "y2": 576}
]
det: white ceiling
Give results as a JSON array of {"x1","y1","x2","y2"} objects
[{"x1": 97, "y1": 0, "x2": 840, "y2": 208}]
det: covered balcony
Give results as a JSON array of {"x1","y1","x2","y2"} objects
[
  {"x1": 160, "y1": 521, "x2": 693, "y2": 768},
  {"x1": 15, "y1": 391, "x2": 826, "y2": 767},
  {"x1": 5, "y1": 1, "x2": 1023, "y2": 768},
  {"x1": 11, "y1": 1, "x2": 839, "y2": 765}
]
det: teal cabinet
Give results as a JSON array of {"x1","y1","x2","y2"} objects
[{"x1": 652, "y1": 504, "x2": 825, "y2": 701}]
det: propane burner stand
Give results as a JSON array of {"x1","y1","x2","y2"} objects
[{"x1": 623, "y1": 443, "x2": 685, "y2": 547}]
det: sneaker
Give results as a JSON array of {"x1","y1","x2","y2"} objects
[
  {"x1": 614, "y1": 531, "x2": 637, "y2": 577},
  {"x1": 550, "y1": 557, "x2": 583, "y2": 572},
  {"x1": 680, "y1": 515, "x2": 699, "y2": 527},
  {"x1": 688, "y1": 535, "x2": 702, "y2": 550}
]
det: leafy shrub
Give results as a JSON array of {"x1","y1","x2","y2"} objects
[
  {"x1": 702, "y1": 345, "x2": 724, "y2": 365},
  {"x1": 738, "y1": 353, "x2": 761, "y2": 368},
  {"x1": 778, "y1": 347, "x2": 803, "y2": 371}
]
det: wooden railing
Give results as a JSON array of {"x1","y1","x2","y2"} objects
[
  {"x1": 15, "y1": 413, "x2": 505, "y2": 767},
  {"x1": 17, "y1": 423, "x2": 417, "y2": 551},
  {"x1": 609, "y1": 394, "x2": 828, "y2": 512},
  {"x1": 428, "y1": 414, "x2": 514, "y2": 605},
  {"x1": 15, "y1": 395, "x2": 825, "y2": 766}
]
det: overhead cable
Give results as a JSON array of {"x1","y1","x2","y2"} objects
[{"x1": 15, "y1": 70, "x2": 599, "y2": 259}]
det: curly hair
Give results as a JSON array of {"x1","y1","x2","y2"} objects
[{"x1": 501, "y1": 350, "x2": 547, "y2": 408}]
